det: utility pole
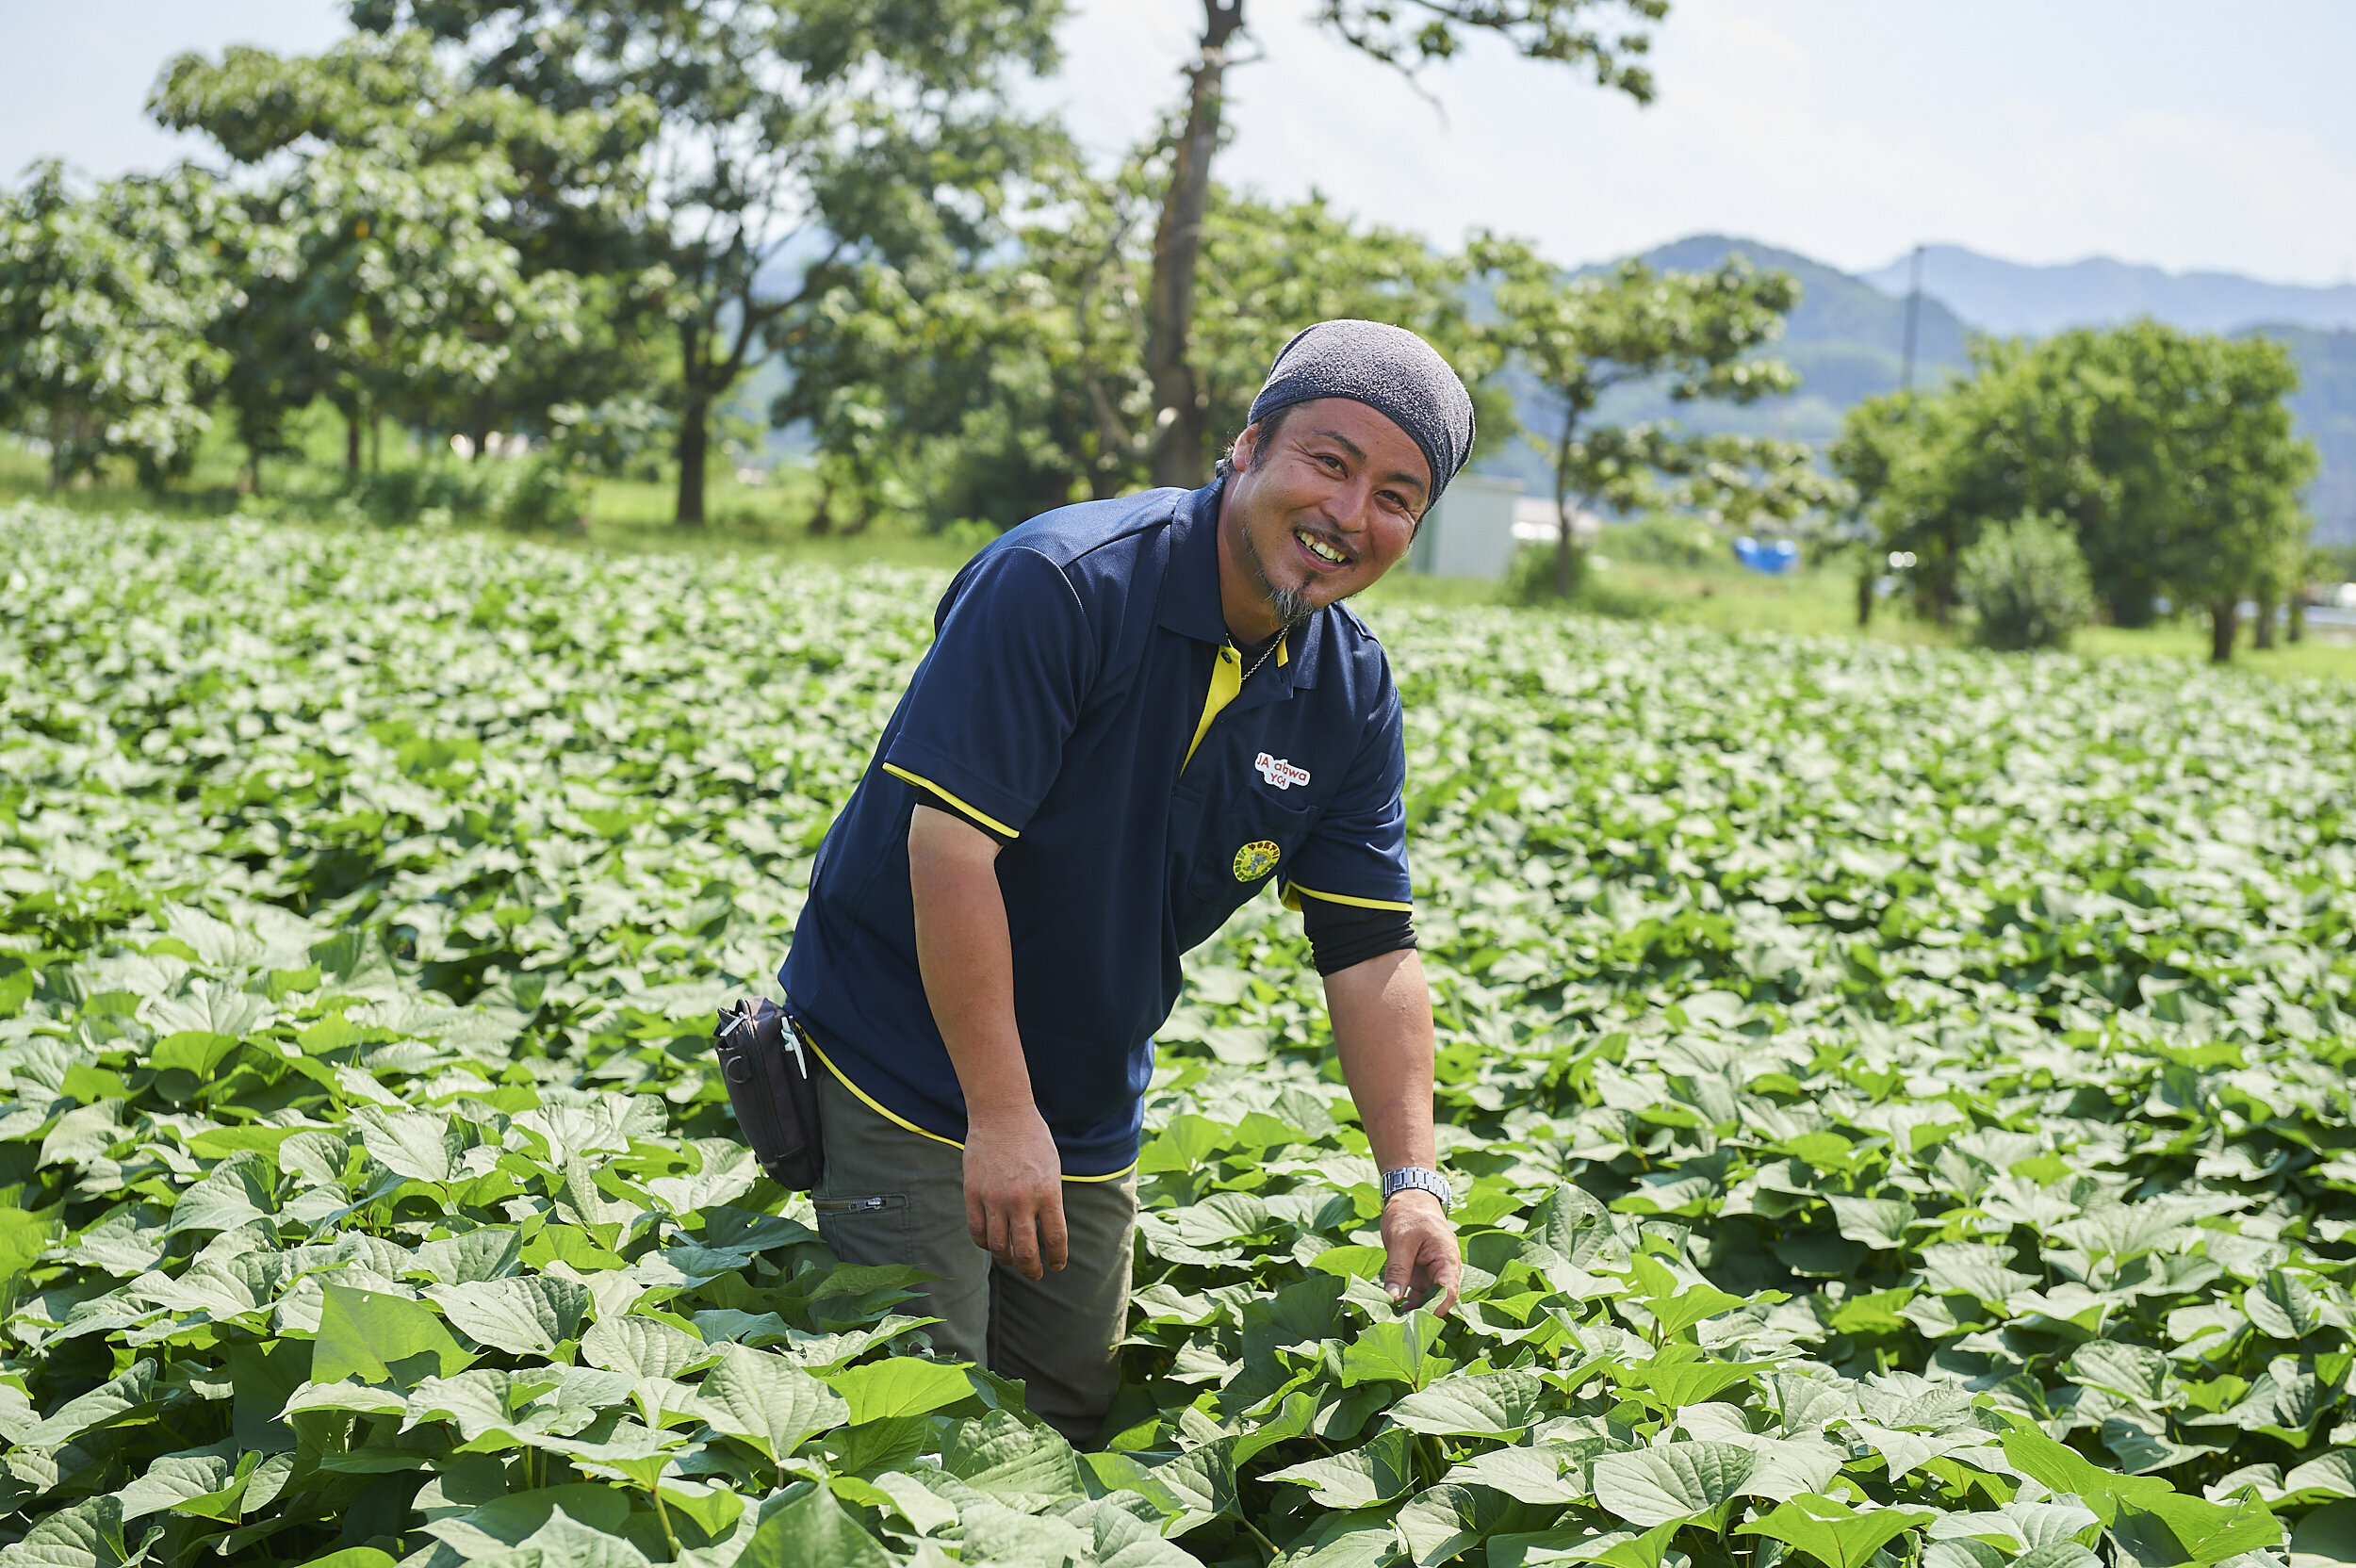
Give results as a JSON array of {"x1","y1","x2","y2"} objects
[{"x1": 1899, "y1": 244, "x2": 1924, "y2": 394}]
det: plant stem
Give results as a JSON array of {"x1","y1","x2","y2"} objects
[{"x1": 649, "y1": 1486, "x2": 679, "y2": 1560}]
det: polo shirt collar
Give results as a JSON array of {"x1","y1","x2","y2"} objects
[
  {"x1": 1155, "y1": 481, "x2": 1231, "y2": 646},
  {"x1": 1155, "y1": 479, "x2": 1326, "y2": 693}
]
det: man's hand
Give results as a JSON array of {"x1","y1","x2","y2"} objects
[
  {"x1": 964, "y1": 1104, "x2": 1068, "y2": 1281},
  {"x1": 1325, "y1": 948, "x2": 1462, "y2": 1316},
  {"x1": 1381, "y1": 1188, "x2": 1462, "y2": 1316}
]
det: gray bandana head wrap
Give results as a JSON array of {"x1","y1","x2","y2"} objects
[{"x1": 1247, "y1": 318, "x2": 1476, "y2": 505}]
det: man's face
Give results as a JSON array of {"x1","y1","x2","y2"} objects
[{"x1": 1219, "y1": 397, "x2": 1430, "y2": 638}]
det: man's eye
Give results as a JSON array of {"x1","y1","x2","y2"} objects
[{"x1": 1317, "y1": 452, "x2": 1345, "y2": 472}]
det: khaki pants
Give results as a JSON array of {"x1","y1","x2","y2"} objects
[{"x1": 810, "y1": 1070, "x2": 1137, "y2": 1447}]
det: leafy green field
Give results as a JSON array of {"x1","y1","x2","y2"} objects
[{"x1": 6, "y1": 508, "x2": 2356, "y2": 1568}]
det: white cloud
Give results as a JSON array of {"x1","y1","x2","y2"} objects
[
  {"x1": 8, "y1": 0, "x2": 2353, "y2": 285},
  {"x1": 1031, "y1": 0, "x2": 2356, "y2": 285},
  {"x1": 0, "y1": 1, "x2": 346, "y2": 182}
]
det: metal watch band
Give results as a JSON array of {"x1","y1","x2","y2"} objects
[{"x1": 1381, "y1": 1166, "x2": 1453, "y2": 1211}]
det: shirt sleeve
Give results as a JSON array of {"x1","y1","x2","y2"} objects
[
  {"x1": 880, "y1": 545, "x2": 1096, "y2": 841},
  {"x1": 1282, "y1": 672, "x2": 1413, "y2": 915},
  {"x1": 1302, "y1": 899, "x2": 1418, "y2": 975}
]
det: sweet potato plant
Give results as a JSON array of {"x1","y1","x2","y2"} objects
[{"x1": 2, "y1": 511, "x2": 2354, "y2": 1568}]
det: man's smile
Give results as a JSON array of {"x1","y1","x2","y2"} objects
[{"x1": 1294, "y1": 527, "x2": 1354, "y2": 569}]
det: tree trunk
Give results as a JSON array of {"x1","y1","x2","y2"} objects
[
  {"x1": 676, "y1": 398, "x2": 711, "y2": 527},
  {"x1": 1552, "y1": 495, "x2": 1579, "y2": 598},
  {"x1": 1549, "y1": 410, "x2": 1583, "y2": 599},
  {"x1": 2290, "y1": 591, "x2": 2307, "y2": 644},
  {"x1": 2208, "y1": 599, "x2": 2238, "y2": 662},
  {"x1": 2253, "y1": 588, "x2": 2278, "y2": 650},
  {"x1": 1146, "y1": 0, "x2": 1245, "y2": 491},
  {"x1": 1856, "y1": 565, "x2": 1874, "y2": 628},
  {"x1": 343, "y1": 403, "x2": 362, "y2": 475}
]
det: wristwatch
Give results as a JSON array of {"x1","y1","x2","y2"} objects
[{"x1": 1381, "y1": 1167, "x2": 1454, "y2": 1212}]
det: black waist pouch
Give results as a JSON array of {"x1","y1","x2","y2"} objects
[{"x1": 713, "y1": 997, "x2": 824, "y2": 1190}]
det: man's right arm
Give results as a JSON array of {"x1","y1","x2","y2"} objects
[{"x1": 907, "y1": 803, "x2": 1067, "y2": 1281}]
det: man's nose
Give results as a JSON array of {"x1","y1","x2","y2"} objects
[{"x1": 1332, "y1": 478, "x2": 1377, "y2": 531}]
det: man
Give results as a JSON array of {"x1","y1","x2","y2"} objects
[{"x1": 778, "y1": 318, "x2": 1469, "y2": 1446}]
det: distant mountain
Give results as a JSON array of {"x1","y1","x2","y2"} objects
[
  {"x1": 1858, "y1": 244, "x2": 2356, "y2": 337},
  {"x1": 2262, "y1": 324, "x2": 2356, "y2": 543},
  {"x1": 1638, "y1": 235, "x2": 1970, "y2": 418},
  {"x1": 1475, "y1": 236, "x2": 2356, "y2": 544},
  {"x1": 1477, "y1": 234, "x2": 1971, "y2": 495}
]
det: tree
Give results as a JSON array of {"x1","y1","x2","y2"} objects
[
  {"x1": 775, "y1": 161, "x2": 1508, "y2": 531},
  {"x1": 1142, "y1": 0, "x2": 1666, "y2": 488},
  {"x1": 0, "y1": 162, "x2": 232, "y2": 488},
  {"x1": 1476, "y1": 240, "x2": 1837, "y2": 596},
  {"x1": 1833, "y1": 321, "x2": 2317, "y2": 660},
  {"x1": 1828, "y1": 389, "x2": 1958, "y2": 625},
  {"x1": 154, "y1": 28, "x2": 655, "y2": 483},
  {"x1": 2045, "y1": 324, "x2": 2315, "y2": 657},
  {"x1": 355, "y1": 0, "x2": 1065, "y2": 525}
]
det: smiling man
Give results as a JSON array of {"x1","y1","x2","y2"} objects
[{"x1": 777, "y1": 319, "x2": 1471, "y2": 1446}]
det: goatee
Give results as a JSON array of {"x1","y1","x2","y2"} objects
[{"x1": 1242, "y1": 521, "x2": 1318, "y2": 629}]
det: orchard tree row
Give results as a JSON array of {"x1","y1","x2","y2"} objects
[{"x1": 0, "y1": 0, "x2": 1698, "y2": 528}]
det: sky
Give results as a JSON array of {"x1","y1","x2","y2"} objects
[{"x1": 6, "y1": 0, "x2": 2353, "y2": 286}]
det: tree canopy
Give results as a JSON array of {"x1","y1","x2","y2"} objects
[
  {"x1": 1835, "y1": 320, "x2": 2316, "y2": 659},
  {"x1": 345, "y1": 0, "x2": 1067, "y2": 523},
  {"x1": 0, "y1": 163, "x2": 233, "y2": 487},
  {"x1": 1477, "y1": 240, "x2": 1843, "y2": 595},
  {"x1": 1137, "y1": 0, "x2": 1667, "y2": 489}
]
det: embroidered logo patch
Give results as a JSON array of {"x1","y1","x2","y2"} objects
[
  {"x1": 1254, "y1": 752, "x2": 1310, "y2": 791},
  {"x1": 1233, "y1": 840, "x2": 1281, "y2": 882}
]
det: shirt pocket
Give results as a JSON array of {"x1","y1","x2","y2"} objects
[{"x1": 1189, "y1": 789, "x2": 1316, "y2": 904}]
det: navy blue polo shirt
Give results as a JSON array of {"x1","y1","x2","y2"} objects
[{"x1": 778, "y1": 479, "x2": 1413, "y2": 1178}]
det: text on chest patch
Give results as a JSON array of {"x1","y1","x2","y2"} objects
[{"x1": 1255, "y1": 752, "x2": 1310, "y2": 791}]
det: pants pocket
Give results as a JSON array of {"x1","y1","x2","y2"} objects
[
  {"x1": 812, "y1": 1191, "x2": 911, "y2": 1268},
  {"x1": 813, "y1": 1194, "x2": 908, "y2": 1217}
]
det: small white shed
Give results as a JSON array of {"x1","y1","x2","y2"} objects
[{"x1": 1410, "y1": 473, "x2": 1525, "y2": 580}]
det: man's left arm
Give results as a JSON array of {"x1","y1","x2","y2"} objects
[{"x1": 1326, "y1": 947, "x2": 1462, "y2": 1315}]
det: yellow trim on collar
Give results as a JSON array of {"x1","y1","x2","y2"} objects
[
  {"x1": 1281, "y1": 880, "x2": 1414, "y2": 914},
  {"x1": 800, "y1": 1030, "x2": 1138, "y2": 1184},
  {"x1": 883, "y1": 763, "x2": 1019, "y2": 840},
  {"x1": 1183, "y1": 633, "x2": 1285, "y2": 773},
  {"x1": 1183, "y1": 645, "x2": 1242, "y2": 773}
]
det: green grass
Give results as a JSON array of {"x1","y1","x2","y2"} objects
[
  {"x1": 1551, "y1": 552, "x2": 2356, "y2": 682},
  {"x1": 2071, "y1": 618, "x2": 2356, "y2": 679}
]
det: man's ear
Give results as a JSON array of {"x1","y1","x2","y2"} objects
[{"x1": 1234, "y1": 420, "x2": 1265, "y2": 472}]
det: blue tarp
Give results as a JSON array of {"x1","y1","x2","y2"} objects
[{"x1": 1733, "y1": 536, "x2": 1799, "y2": 575}]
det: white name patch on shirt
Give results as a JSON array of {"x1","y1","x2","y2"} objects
[{"x1": 1255, "y1": 753, "x2": 1310, "y2": 791}]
